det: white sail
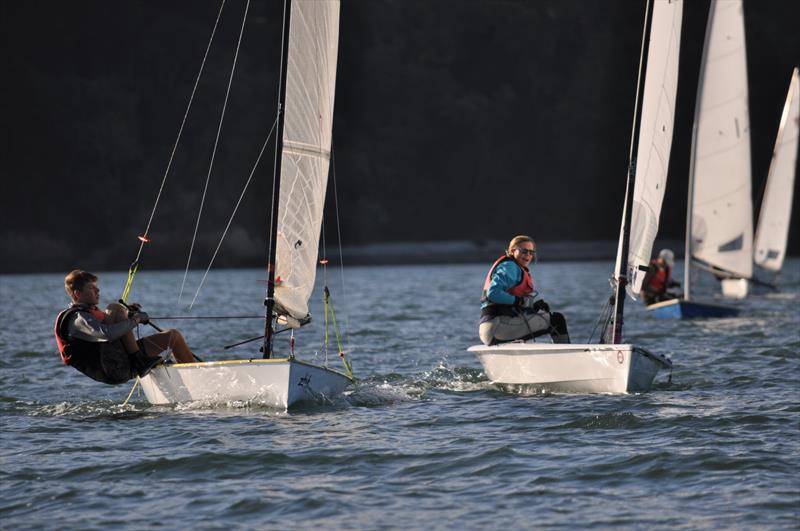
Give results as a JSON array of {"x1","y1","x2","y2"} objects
[
  {"x1": 753, "y1": 68, "x2": 799, "y2": 272},
  {"x1": 274, "y1": 0, "x2": 340, "y2": 320},
  {"x1": 689, "y1": 0, "x2": 752, "y2": 279},
  {"x1": 617, "y1": 0, "x2": 683, "y2": 297}
]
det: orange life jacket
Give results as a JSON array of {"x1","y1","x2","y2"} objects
[
  {"x1": 481, "y1": 255, "x2": 534, "y2": 303},
  {"x1": 647, "y1": 261, "x2": 670, "y2": 293}
]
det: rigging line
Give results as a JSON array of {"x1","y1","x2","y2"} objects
[
  {"x1": 321, "y1": 227, "x2": 329, "y2": 288},
  {"x1": 189, "y1": 116, "x2": 278, "y2": 309},
  {"x1": 121, "y1": 377, "x2": 140, "y2": 407},
  {"x1": 121, "y1": 0, "x2": 227, "y2": 303},
  {"x1": 330, "y1": 149, "x2": 350, "y2": 345},
  {"x1": 179, "y1": 0, "x2": 252, "y2": 305},
  {"x1": 135, "y1": 0, "x2": 227, "y2": 260},
  {"x1": 148, "y1": 315, "x2": 265, "y2": 320},
  {"x1": 588, "y1": 295, "x2": 613, "y2": 344}
]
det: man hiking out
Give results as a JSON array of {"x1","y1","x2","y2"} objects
[{"x1": 54, "y1": 269, "x2": 197, "y2": 384}]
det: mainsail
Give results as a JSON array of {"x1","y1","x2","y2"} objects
[
  {"x1": 753, "y1": 67, "x2": 799, "y2": 273},
  {"x1": 688, "y1": 0, "x2": 752, "y2": 279},
  {"x1": 617, "y1": 0, "x2": 683, "y2": 297},
  {"x1": 274, "y1": 0, "x2": 340, "y2": 320}
]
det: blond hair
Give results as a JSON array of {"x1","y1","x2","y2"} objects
[{"x1": 506, "y1": 235, "x2": 535, "y2": 256}]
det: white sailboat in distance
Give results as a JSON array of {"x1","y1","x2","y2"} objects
[
  {"x1": 469, "y1": 0, "x2": 678, "y2": 394},
  {"x1": 753, "y1": 67, "x2": 799, "y2": 280},
  {"x1": 140, "y1": 0, "x2": 353, "y2": 408},
  {"x1": 648, "y1": 0, "x2": 750, "y2": 318}
]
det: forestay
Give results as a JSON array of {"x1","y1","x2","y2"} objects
[
  {"x1": 689, "y1": 0, "x2": 752, "y2": 279},
  {"x1": 274, "y1": 0, "x2": 340, "y2": 320},
  {"x1": 753, "y1": 68, "x2": 799, "y2": 272},
  {"x1": 618, "y1": 0, "x2": 683, "y2": 297}
]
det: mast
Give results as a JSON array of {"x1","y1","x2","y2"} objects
[
  {"x1": 684, "y1": 1, "x2": 716, "y2": 301},
  {"x1": 611, "y1": 0, "x2": 654, "y2": 344},
  {"x1": 263, "y1": 0, "x2": 293, "y2": 359}
]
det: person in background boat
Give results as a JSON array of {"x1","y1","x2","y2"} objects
[
  {"x1": 54, "y1": 269, "x2": 197, "y2": 385},
  {"x1": 479, "y1": 235, "x2": 570, "y2": 345},
  {"x1": 640, "y1": 248, "x2": 681, "y2": 305}
]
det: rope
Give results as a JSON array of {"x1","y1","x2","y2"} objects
[
  {"x1": 330, "y1": 151, "x2": 351, "y2": 344},
  {"x1": 148, "y1": 315, "x2": 264, "y2": 320},
  {"x1": 121, "y1": 377, "x2": 140, "y2": 407},
  {"x1": 179, "y1": 0, "x2": 252, "y2": 304},
  {"x1": 187, "y1": 116, "x2": 278, "y2": 308},
  {"x1": 588, "y1": 291, "x2": 615, "y2": 344},
  {"x1": 513, "y1": 307, "x2": 557, "y2": 342},
  {"x1": 121, "y1": 261, "x2": 140, "y2": 303},
  {"x1": 121, "y1": 0, "x2": 227, "y2": 302},
  {"x1": 318, "y1": 150, "x2": 352, "y2": 377},
  {"x1": 323, "y1": 286, "x2": 352, "y2": 377}
]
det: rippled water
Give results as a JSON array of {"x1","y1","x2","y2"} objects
[{"x1": 1, "y1": 259, "x2": 799, "y2": 529}]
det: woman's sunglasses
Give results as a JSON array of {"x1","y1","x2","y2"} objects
[{"x1": 514, "y1": 248, "x2": 536, "y2": 256}]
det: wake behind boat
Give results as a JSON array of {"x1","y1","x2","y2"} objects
[{"x1": 470, "y1": 0, "x2": 680, "y2": 394}]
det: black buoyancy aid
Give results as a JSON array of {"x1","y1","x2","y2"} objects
[
  {"x1": 54, "y1": 305, "x2": 128, "y2": 384},
  {"x1": 480, "y1": 255, "x2": 534, "y2": 304}
]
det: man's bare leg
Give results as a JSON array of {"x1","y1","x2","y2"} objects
[{"x1": 139, "y1": 330, "x2": 196, "y2": 363}]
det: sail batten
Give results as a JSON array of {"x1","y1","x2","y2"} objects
[{"x1": 274, "y1": 0, "x2": 340, "y2": 320}]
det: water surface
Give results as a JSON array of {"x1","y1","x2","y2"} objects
[{"x1": 1, "y1": 259, "x2": 798, "y2": 529}]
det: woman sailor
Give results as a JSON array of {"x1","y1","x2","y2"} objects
[{"x1": 478, "y1": 235, "x2": 570, "y2": 345}]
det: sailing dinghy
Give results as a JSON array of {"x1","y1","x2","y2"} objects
[
  {"x1": 753, "y1": 67, "x2": 799, "y2": 282},
  {"x1": 139, "y1": 0, "x2": 352, "y2": 408},
  {"x1": 647, "y1": 0, "x2": 749, "y2": 318},
  {"x1": 470, "y1": 0, "x2": 678, "y2": 394}
]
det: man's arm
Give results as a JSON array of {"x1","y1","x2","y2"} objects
[{"x1": 67, "y1": 311, "x2": 137, "y2": 343}]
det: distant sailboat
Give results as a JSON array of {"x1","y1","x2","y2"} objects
[
  {"x1": 647, "y1": 0, "x2": 749, "y2": 318},
  {"x1": 139, "y1": 0, "x2": 353, "y2": 408},
  {"x1": 753, "y1": 67, "x2": 799, "y2": 280},
  {"x1": 469, "y1": 0, "x2": 677, "y2": 394}
]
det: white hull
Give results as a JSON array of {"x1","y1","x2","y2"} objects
[
  {"x1": 720, "y1": 278, "x2": 749, "y2": 299},
  {"x1": 468, "y1": 343, "x2": 672, "y2": 394},
  {"x1": 139, "y1": 357, "x2": 352, "y2": 409}
]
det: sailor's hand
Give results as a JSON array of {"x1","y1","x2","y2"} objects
[
  {"x1": 129, "y1": 302, "x2": 143, "y2": 311},
  {"x1": 516, "y1": 296, "x2": 538, "y2": 309},
  {"x1": 132, "y1": 311, "x2": 150, "y2": 325},
  {"x1": 533, "y1": 299, "x2": 550, "y2": 313}
]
